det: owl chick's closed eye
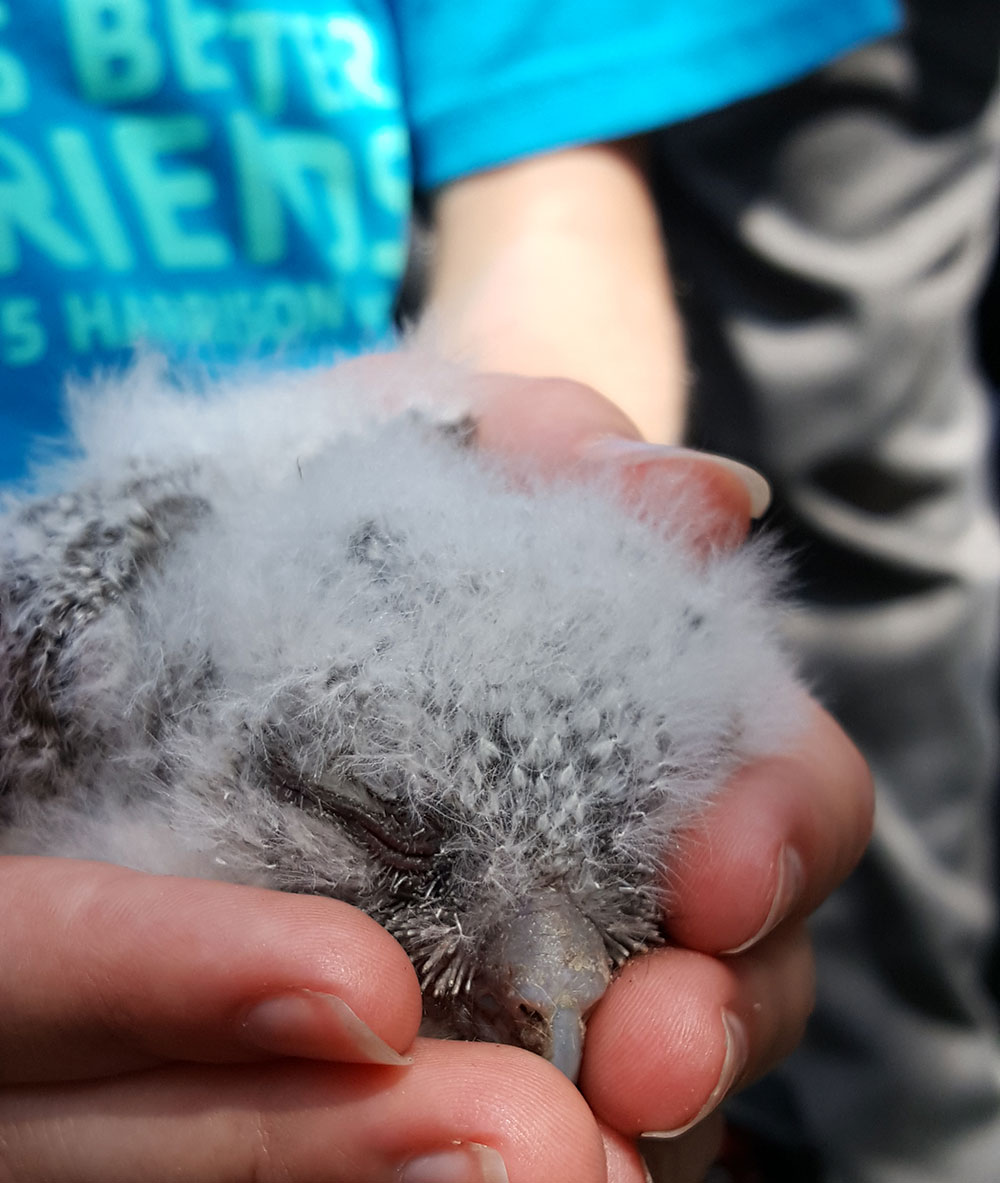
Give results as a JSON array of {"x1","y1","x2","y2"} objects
[{"x1": 0, "y1": 356, "x2": 803, "y2": 1081}]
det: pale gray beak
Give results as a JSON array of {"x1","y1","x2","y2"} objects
[{"x1": 487, "y1": 892, "x2": 612, "y2": 1082}]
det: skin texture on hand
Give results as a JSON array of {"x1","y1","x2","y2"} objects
[{"x1": 0, "y1": 371, "x2": 873, "y2": 1183}]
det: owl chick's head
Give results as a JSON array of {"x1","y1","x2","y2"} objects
[
  {"x1": 210, "y1": 490, "x2": 771, "y2": 1082},
  {"x1": 258, "y1": 659, "x2": 670, "y2": 1081}
]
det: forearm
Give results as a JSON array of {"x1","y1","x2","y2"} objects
[{"x1": 420, "y1": 141, "x2": 689, "y2": 445}]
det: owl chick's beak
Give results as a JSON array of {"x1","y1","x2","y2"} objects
[{"x1": 490, "y1": 893, "x2": 612, "y2": 1083}]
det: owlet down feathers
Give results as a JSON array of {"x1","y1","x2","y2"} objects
[{"x1": 0, "y1": 357, "x2": 802, "y2": 1080}]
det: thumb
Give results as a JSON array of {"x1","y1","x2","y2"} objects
[{"x1": 469, "y1": 374, "x2": 770, "y2": 552}]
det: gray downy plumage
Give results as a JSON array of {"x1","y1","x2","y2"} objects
[{"x1": 0, "y1": 355, "x2": 803, "y2": 1081}]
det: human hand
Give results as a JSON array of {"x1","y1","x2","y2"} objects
[
  {"x1": 468, "y1": 372, "x2": 874, "y2": 1180},
  {"x1": 0, "y1": 856, "x2": 637, "y2": 1182}
]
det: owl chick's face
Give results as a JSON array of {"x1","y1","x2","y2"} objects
[{"x1": 261, "y1": 698, "x2": 666, "y2": 1082}]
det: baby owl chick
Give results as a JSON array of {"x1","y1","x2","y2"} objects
[{"x1": 0, "y1": 356, "x2": 801, "y2": 1081}]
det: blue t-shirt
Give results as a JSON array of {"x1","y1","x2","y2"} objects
[
  {"x1": 0, "y1": 0, "x2": 899, "y2": 482},
  {"x1": 396, "y1": 1, "x2": 901, "y2": 187}
]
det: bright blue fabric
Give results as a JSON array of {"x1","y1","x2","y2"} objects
[
  {"x1": 0, "y1": 0, "x2": 900, "y2": 483},
  {"x1": 0, "y1": 0, "x2": 410, "y2": 481},
  {"x1": 394, "y1": 0, "x2": 901, "y2": 186}
]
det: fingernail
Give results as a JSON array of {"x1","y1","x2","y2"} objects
[
  {"x1": 641, "y1": 1009, "x2": 748, "y2": 1140},
  {"x1": 721, "y1": 844, "x2": 805, "y2": 956},
  {"x1": 400, "y1": 1142, "x2": 510, "y2": 1183},
  {"x1": 240, "y1": 989, "x2": 412, "y2": 1065},
  {"x1": 585, "y1": 439, "x2": 772, "y2": 518}
]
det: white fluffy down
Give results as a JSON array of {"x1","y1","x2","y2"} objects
[{"x1": 0, "y1": 354, "x2": 803, "y2": 963}]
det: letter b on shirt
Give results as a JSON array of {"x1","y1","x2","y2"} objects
[{"x1": 65, "y1": 0, "x2": 164, "y2": 104}]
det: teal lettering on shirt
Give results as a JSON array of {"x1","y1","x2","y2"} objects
[
  {"x1": 0, "y1": 133, "x2": 89, "y2": 273},
  {"x1": 64, "y1": 0, "x2": 165, "y2": 105},
  {"x1": 270, "y1": 128, "x2": 361, "y2": 272},
  {"x1": 326, "y1": 16, "x2": 393, "y2": 108},
  {"x1": 229, "y1": 110, "x2": 364, "y2": 272},
  {"x1": 111, "y1": 114, "x2": 232, "y2": 269},
  {"x1": 50, "y1": 126, "x2": 136, "y2": 271},
  {"x1": 1, "y1": 296, "x2": 46, "y2": 365},
  {"x1": 228, "y1": 9, "x2": 287, "y2": 115},
  {"x1": 164, "y1": 0, "x2": 232, "y2": 92},
  {"x1": 366, "y1": 124, "x2": 407, "y2": 274},
  {"x1": 63, "y1": 288, "x2": 123, "y2": 351},
  {"x1": 0, "y1": 3, "x2": 28, "y2": 114}
]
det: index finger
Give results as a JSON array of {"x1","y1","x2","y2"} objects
[{"x1": 0, "y1": 857, "x2": 422, "y2": 1083}]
